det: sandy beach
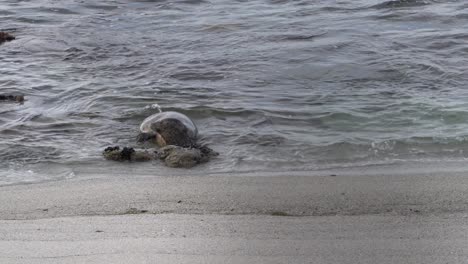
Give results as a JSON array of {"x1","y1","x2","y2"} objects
[
  {"x1": 1, "y1": 172, "x2": 468, "y2": 263},
  {"x1": 2, "y1": 0, "x2": 468, "y2": 263}
]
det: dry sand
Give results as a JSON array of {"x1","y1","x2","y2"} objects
[{"x1": 1, "y1": 172, "x2": 468, "y2": 263}]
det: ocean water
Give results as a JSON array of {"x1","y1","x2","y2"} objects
[{"x1": 1, "y1": 0, "x2": 468, "y2": 184}]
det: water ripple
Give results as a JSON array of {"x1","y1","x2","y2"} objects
[{"x1": 1, "y1": 0, "x2": 468, "y2": 183}]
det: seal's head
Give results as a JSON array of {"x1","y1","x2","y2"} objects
[{"x1": 150, "y1": 118, "x2": 196, "y2": 148}]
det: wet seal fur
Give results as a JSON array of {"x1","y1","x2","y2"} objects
[
  {"x1": 0, "y1": 32, "x2": 15, "y2": 44},
  {"x1": 103, "y1": 111, "x2": 218, "y2": 168},
  {"x1": 137, "y1": 111, "x2": 198, "y2": 148}
]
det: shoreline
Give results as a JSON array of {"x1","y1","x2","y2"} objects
[
  {"x1": 2, "y1": 172, "x2": 468, "y2": 263},
  {"x1": 2, "y1": 171, "x2": 468, "y2": 220},
  {"x1": 5, "y1": 158, "x2": 468, "y2": 187}
]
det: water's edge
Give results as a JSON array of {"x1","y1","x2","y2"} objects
[{"x1": 2, "y1": 0, "x2": 468, "y2": 184}]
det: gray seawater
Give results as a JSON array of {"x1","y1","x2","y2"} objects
[{"x1": 1, "y1": 0, "x2": 468, "y2": 184}]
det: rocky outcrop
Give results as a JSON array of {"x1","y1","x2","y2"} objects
[
  {"x1": 0, "y1": 32, "x2": 15, "y2": 44},
  {"x1": 103, "y1": 145, "x2": 218, "y2": 168},
  {"x1": 0, "y1": 94, "x2": 24, "y2": 103}
]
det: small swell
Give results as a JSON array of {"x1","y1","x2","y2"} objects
[
  {"x1": 268, "y1": 32, "x2": 327, "y2": 42},
  {"x1": 168, "y1": 70, "x2": 226, "y2": 81},
  {"x1": 164, "y1": 106, "x2": 261, "y2": 119},
  {"x1": 233, "y1": 133, "x2": 286, "y2": 147},
  {"x1": 0, "y1": 144, "x2": 62, "y2": 164},
  {"x1": 371, "y1": 0, "x2": 433, "y2": 9}
]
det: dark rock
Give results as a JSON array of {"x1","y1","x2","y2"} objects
[
  {"x1": 156, "y1": 144, "x2": 218, "y2": 168},
  {"x1": 120, "y1": 147, "x2": 135, "y2": 161},
  {"x1": 104, "y1": 146, "x2": 120, "y2": 152},
  {"x1": 0, "y1": 32, "x2": 15, "y2": 44},
  {"x1": 0, "y1": 94, "x2": 24, "y2": 103},
  {"x1": 163, "y1": 146, "x2": 201, "y2": 168},
  {"x1": 103, "y1": 144, "x2": 217, "y2": 168},
  {"x1": 103, "y1": 146, "x2": 156, "y2": 162}
]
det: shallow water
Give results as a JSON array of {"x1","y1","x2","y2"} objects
[{"x1": 1, "y1": 0, "x2": 468, "y2": 184}]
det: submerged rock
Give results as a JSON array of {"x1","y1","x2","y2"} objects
[
  {"x1": 0, "y1": 32, "x2": 15, "y2": 44},
  {"x1": 0, "y1": 94, "x2": 24, "y2": 103},
  {"x1": 103, "y1": 145, "x2": 218, "y2": 168},
  {"x1": 156, "y1": 145, "x2": 202, "y2": 168},
  {"x1": 103, "y1": 146, "x2": 156, "y2": 162}
]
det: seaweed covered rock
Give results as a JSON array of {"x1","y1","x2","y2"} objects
[
  {"x1": 103, "y1": 145, "x2": 218, "y2": 168},
  {"x1": 156, "y1": 145, "x2": 203, "y2": 168},
  {"x1": 103, "y1": 146, "x2": 156, "y2": 162},
  {"x1": 0, "y1": 32, "x2": 15, "y2": 44}
]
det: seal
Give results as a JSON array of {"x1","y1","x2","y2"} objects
[
  {"x1": 103, "y1": 111, "x2": 218, "y2": 168},
  {"x1": 137, "y1": 111, "x2": 198, "y2": 148}
]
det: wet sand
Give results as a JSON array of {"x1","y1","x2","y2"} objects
[{"x1": 1, "y1": 172, "x2": 468, "y2": 263}]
